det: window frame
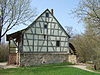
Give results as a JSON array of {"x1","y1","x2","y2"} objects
[
  {"x1": 56, "y1": 40, "x2": 60, "y2": 47},
  {"x1": 44, "y1": 24, "x2": 48, "y2": 29},
  {"x1": 46, "y1": 13, "x2": 49, "y2": 17}
]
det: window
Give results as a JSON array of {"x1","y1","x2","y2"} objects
[
  {"x1": 56, "y1": 41, "x2": 60, "y2": 47},
  {"x1": 44, "y1": 24, "x2": 48, "y2": 29},
  {"x1": 46, "y1": 13, "x2": 49, "y2": 17},
  {"x1": 44, "y1": 35, "x2": 46, "y2": 39},
  {"x1": 44, "y1": 35, "x2": 47, "y2": 40}
]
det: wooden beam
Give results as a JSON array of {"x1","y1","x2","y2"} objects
[
  {"x1": 25, "y1": 34, "x2": 31, "y2": 52},
  {"x1": 9, "y1": 40, "x2": 10, "y2": 53},
  {"x1": 48, "y1": 36, "x2": 55, "y2": 51},
  {"x1": 10, "y1": 37, "x2": 18, "y2": 48},
  {"x1": 30, "y1": 27, "x2": 34, "y2": 52}
]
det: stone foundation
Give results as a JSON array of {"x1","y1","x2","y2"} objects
[
  {"x1": 8, "y1": 53, "x2": 20, "y2": 65},
  {"x1": 68, "y1": 55, "x2": 77, "y2": 64},
  {"x1": 20, "y1": 53, "x2": 69, "y2": 66},
  {"x1": 8, "y1": 53, "x2": 17, "y2": 64}
]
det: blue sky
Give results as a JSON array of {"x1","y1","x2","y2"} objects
[
  {"x1": 7, "y1": 0, "x2": 85, "y2": 34},
  {"x1": 4, "y1": 0, "x2": 85, "y2": 43},
  {"x1": 31, "y1": 0, "x2": 85, "y2": 34}
]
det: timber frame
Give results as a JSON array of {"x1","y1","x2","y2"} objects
[
  {"x1": 6, "y1": 9, "x2": 76, "y2": 65},
  {"x1": 7, "y1": 9, "x2": 71, "y2": 53}
]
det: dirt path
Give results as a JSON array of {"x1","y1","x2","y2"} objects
[
  {"x1": 67, "y1": 65, "x2": 100, "y2": 73},
  {"x1": 0, "y1": 62, "x2": 17, "y2": 69}
]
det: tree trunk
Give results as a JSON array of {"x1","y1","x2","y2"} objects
[
  {"x1": 0, "y1": 25, "x2": 2, "y2": 44},
  {"x1": 0, "y1": 14, "x2": 3, "y2": 44},
  {"x1": 0, "y1": 7, "x2": 3, "y2": 44}
]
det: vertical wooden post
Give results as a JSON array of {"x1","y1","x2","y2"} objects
[
  {"x1": 8, "y1": 40, "x2": 10, "y2": 64},
  {"x1": 9, "y1": 40, "x2": 10, "y2": 54},
  {"x1": 47, "y1": 22, "x2": 48, "y2": 52}
]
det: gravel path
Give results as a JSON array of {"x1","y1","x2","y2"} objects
[
  {"x1": 0, "y1": 62, "x2": 17, "y2": 69},
  {"x1": 67, "y1": 65, "x2": 100, "y2": 73}
]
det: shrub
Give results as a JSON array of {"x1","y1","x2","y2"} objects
[
  {"x1": 93, "y1": 59, "x2": 100, "y2": 70},
  {"x1": 0, "y1": 44, "x2": 9, "y2": 62}
]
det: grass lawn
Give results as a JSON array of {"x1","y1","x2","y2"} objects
[
  {"x1": 0, "y1": 63, "x2": 99, "y2": 75},
  {"x1": 87, "y1": 66, "x2": 100, "y2": 72}
]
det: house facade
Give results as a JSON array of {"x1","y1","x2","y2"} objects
[{"x1": 7, "y1": 9, "x2": 76, "y2": 66}]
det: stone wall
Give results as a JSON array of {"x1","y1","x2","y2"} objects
[
  {"x1": 8, "y1": 53, "x2": 18, "y2": 65},
  {"x1": 68, "y1": 55, "x2": 77, "y2": 64},
  {"x1": 20, "y1": 53, "x2": 69, "y2": 66}
]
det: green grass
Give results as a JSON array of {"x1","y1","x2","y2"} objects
[
  {"x1": 30, "y1": 62, "x2": 74, "y2": 67},
  {"x1": 0, "y1": 63, "x2": 99, "y2": 75},
  {"x1": 87, "y1": 66, "x2": 100, "y2": 72}
]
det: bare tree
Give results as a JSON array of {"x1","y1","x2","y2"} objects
[
  {"x1": 65, "y1": 26, "x2": 73, "y2": 37},
  {"x1": 73, "y1": 0, "x2": 100, "y2": 27},
  {"x1": 72, "y1": 0, "x2": 100, "y2": 69},
  {"x1": 0, "y1": 0, "x2": 37, "y2": 43},
  {"x1": 71, "y1": 34, "x2": 97, "y2": 62}
]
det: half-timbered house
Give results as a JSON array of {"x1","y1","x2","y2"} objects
[{"x1": 7, "y1": 9, "x2": 76, "y2": 66}]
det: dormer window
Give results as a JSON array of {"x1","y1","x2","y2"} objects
[{"x1": 46, "y1": 13, "x2": 49, "y2": 17}]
